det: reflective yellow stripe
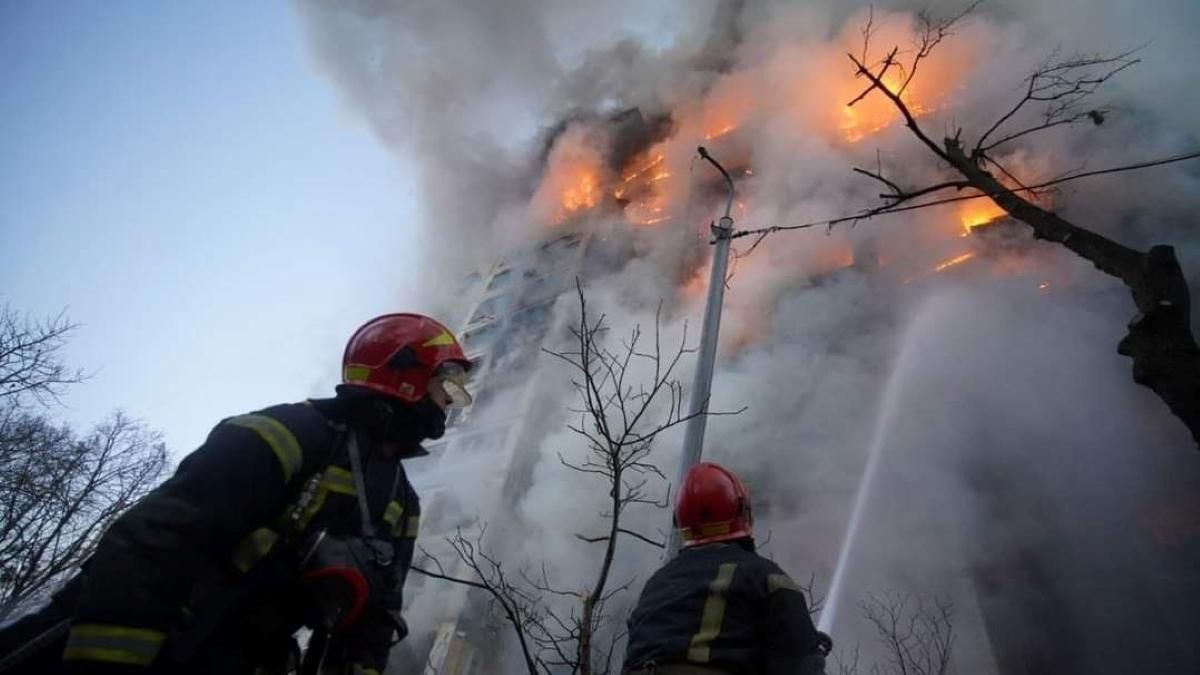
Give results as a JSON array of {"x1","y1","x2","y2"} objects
[
  {"x1": 383, "y1": 501, "x2": 404, "y2": 529},
  {"x1": 679, "y1": 520, "x2": 733, "y2": 543},
  {"x1": 767, "y1": 573, "x2": 800, "y2": 594},
  {"x1": 322, "y1": 466, "x2": 356, "y2": 495},
  {"x1": 230, "y1": 527, "x2": 280, "y2": 573},
  {"x1": 404, "y1": 515, "x2": 420, "y2": 538},
  {"x1": 687, "y1": 562, "x2": 737, "y2": 663},
  {"x1": 291, "y1": 465, "x2": 355, "y2": 532},
  {"x1": 352, "y1": 665, "x2": 381, "y2": 675},
  {"x1": 698, "y1": 521, "x2": 733, "y2": 537},
  {"x1": 227, "y1": 414, "x2": 303, "y2": 483},
  {"x1": 63, "y1": 624, "x2": 166, "y2": 666},
  {"x1": 344, "y1": 365, "x2": 371, "y2": 382},
  {"x1": 422, "y1": 330, "x2": 457, "y2": 347}
]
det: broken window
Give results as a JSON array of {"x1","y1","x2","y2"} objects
[
  {"x1": 486, "y1": 268, "x2": 514, "y2": 291},
  {"x1": 463, "y1": 321, "x2": 500, "y2": 349},
  {"x1": 469, "y1": 294, "x2": 506, "y2": 325},
  {"x1": 467, "y1": 352, "x2": 487, "y2": 378}
]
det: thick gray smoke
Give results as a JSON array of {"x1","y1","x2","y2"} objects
[{"x1": 295, "y1": 0, "x2": 1200, "y2": 671}]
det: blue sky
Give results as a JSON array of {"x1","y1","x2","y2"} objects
[{"x1": 1, "y1": 1, "x2": 426, "y2": 455}]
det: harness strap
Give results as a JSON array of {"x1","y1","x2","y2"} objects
[{"x1": 346, "y1": 432, "x2": 377, "y2": 538}]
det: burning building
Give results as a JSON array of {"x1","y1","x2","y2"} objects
[{"x1": 298, "y1": 1, "x2": 1200, "y2": 672}]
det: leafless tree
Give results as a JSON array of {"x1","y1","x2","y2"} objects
[
  {"x1": 413, "y1": 281, "x2": 744, "y2": 674},
  {"x1": 535, "y1": 280, "x2": 737, "y2": 675},
  {"x1": 845, "y1": 5, "x2": 1200, "y2": 447},
  {"x1": 736, "y1": 4, "x2": 1200, "y2": 447},
  {"x1": 835, "y1": 593, "x2": 955, "y2": 675},
  {"x1": 0, "y1": 305, "x2": 87, "y2": 406},
  {"x1": 415, "y1": 527, "x2": 546, "y2": 675},
  {"x1": 0, "y1": 304, "x2": 167, "y2": 616},
  {"x1": 0, "y1": 408, "x2": 168, "y2": 616}
]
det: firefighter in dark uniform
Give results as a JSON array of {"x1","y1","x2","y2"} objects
[
  {"x1": 0, "y1": 313, "x2": 473, "y2": 675},
  {"x1": 623, "y1": 462, "x2": 832, "y2": 675}
]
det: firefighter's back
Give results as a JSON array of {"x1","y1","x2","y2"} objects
[{"x1": 624, "y1": 542, "x2": 794, "y2": 675}]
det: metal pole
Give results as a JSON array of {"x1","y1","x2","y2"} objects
[{"x1": 666, "y1": 146, "x2": 735, "y2": 556}]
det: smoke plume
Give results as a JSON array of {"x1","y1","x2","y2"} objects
[{"x1": 296, "y1": 0, "x2": 1200, "y2": 671}]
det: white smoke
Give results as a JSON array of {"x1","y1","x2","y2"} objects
[{"x1": 295, "y1": 0, "x2": 1200, "y2": 671}]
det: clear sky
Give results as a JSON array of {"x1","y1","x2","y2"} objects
[{"x1": 1, "y1": 1, "x2": 426, "y2": 456}]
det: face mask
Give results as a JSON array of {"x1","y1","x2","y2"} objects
[{"x1": 374, "y1": 395, "x2": 447, "y2": 445}]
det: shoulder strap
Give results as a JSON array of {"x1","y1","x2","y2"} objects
[{"x1": 346, "y1": 432, "x2": 377, "y2": 538}]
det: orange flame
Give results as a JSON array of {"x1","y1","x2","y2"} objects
[
  {"x1": 933, "y1": 251, "x2": 977, "y2": 272},
  {"x1": 704, "y1": 123, "x2": 738, "y2": 141},
  {"x1": 561, "y1": 169, "x2": 600, "y2": 214},
  {"x1": 621, "y1": 154, "x2": 665, "y2": 183},
  {"x1": 959, "y1": 200, "x2": 1007, "y2": 235},
  {"x1": 826, "y1": 8, "x2": 981, "y2": 143},
  {"x1": 530, "y1": 126, "x2": 609, "y2": 225},
  {"x1": 615, "y1": 148, "x2": 681, "y2": 228},
  {"x1": 840, "y1": 73, "x2": 932, "y2": 142}
]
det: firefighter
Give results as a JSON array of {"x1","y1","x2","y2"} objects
[
  {"x1": 0, "y1": 313, "x2": 473, "y2": 675},
  {"x1": 622, "y1": 462, "x2": 832, "y2": 675}
]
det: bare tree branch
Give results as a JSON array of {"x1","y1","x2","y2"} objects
[
  {"x1": 740, "y1": 2, "x2": 1200, "y2": 445},
  {"x1": 574, "y1": 528, "x2": 666, "y2": 549},
  {"x1": 975, "y1": 49, "x2": 1141, "y2": 154},
  {"x1": 858, "y1": 593, "x2": 956, "y2": 675},
  {"x1": 728, "y1": 150, "x2": 1200, "y2": 240},
  {"x1": 0, "y1": 306, "x2": 88, "y2": 407},
  {"x1": 0, "y1": 408, "x2": 168, "y2": 615},
  {"x1": 419, "y1": 281, "x2": 747, "y2": 672}
]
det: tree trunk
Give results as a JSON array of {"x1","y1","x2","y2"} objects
[{"x1": 944, "y1": 141, "x2": 1200, "y2": 447}]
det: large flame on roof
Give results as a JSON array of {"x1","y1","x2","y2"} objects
[
  {"x1": 530, "y1": 125, "x2": 608, "y2": 226},
  {"x1": 527, "y1": 6, "x2": 1009, "y2": 353}
]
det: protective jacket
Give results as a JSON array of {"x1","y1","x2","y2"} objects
[
  {"x1": 0, "y1": 399, "x2": 421, "y2": 675},
  {"x1": 623, "y1": 542, "x2": 823, "y2": 675}
]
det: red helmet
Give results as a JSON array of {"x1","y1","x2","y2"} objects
[
  {"x1": 675, "y1": 462, "x2": 753, "y2": 547},
  {"x1": 342, "y1": 314, "x2": 473, "y2": 405}
]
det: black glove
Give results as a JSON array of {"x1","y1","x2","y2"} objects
[
  {"x1": 800, "y1": 652, "x2": 827, "y2": 675},
  {"x1": 816, "y1": 631, "x2": 833, "y2": 656},
  {"x1": 798, "y1": 631, "x2": 834, "y2": 675}
]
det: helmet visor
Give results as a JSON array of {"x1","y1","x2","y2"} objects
[{"x1": 432, "y1": 362, "x2": 473, "y2": 408}]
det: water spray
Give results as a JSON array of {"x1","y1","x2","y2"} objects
[{"x1": 817, "y1": 299, "x2": 932, "y2": 633}]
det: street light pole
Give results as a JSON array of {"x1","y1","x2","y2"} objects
[{"x1": 666, "y1": 146, "x2": 736, "y2": 556}]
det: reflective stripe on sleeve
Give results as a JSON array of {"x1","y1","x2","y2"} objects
[
  {"x1": 321, "y1": 466, "x2": 356, "y2": 495},
  {"x1": 686, "y1": 562, "x2": 738, "y2": 663},
  {"x1": 227, "y1": 414, "x2": 304, "y2": 483},
  {"x1": 352, "y1": 665, "x2": 381, "y2": 675},
  {"x1": 382, "y1": 501, "x2": 404, "y2": 530},
  {"x1": 767, "y1": 572, "x2": 801, "y2": 594},
  {"x1": 289, "y1": 465, "x2": 356, "y2": 532},
  {"x1": 63, "y1": 624, "x2": 166, "y2": 666},
  {"x1": 403, "y1": 515, "x2": 420, "y2": 538},
  {"x1": 230, "y1": 527, "x2": 280, "y2": 573}
]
